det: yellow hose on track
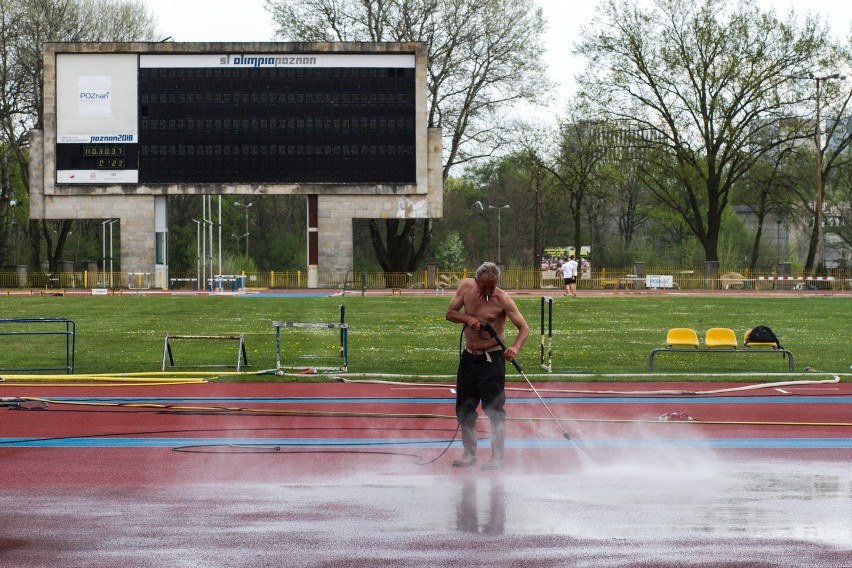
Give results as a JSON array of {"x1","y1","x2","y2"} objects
[
  {"x1": 0, "y1": 375, "x2": 209, "y2": 385},
  {"x1": 3, "y1": 381, "x2": 208, "y2": 387},
  {"x1": 11, "y1": 396, "x2": 852, "y2": 428}
]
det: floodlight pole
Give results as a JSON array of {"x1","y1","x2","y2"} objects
[
  {"x1": 473, "y1": 201, "x2": 510, "y2": 263},
  {"x1": 192, "y1": 219, "x2": 201, "y2": 285},
  {"x1": 11, "y1": 219, "x2": 17, "y2": 266},
  {"x1": 108, "y1": 219, "x2": 117, "y2": 287},
  {"x1": 208, "y1": 196, "x2": 214, "y2": 283},
  {"x1": 234, "y1": 201, "x2": 253, "y2": 258},
  {"x1": 790, "y1": 72, "x2": 847, "y2": 272},
  {"x1": 815, "y1": 76, "x2": 825, "y2": 271},
  {"x1": 490, "y1": 204, "x2": 510, "y2": 264},
  {"x1": 101, "y1": 219, "x2": 117, "y2": 287}
]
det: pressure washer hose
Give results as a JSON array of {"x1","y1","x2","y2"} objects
[{"x1": 480, "y1": 322, "x2": 593, "y2": 462}]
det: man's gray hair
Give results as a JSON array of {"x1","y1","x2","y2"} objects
[{"x1": 475, "y1": 262, "x2": 500, "y2": 281}]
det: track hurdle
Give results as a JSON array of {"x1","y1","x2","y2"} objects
[
  {"x1": 540, "y1": 296, "x2": 553, "y2": 372},
  {"x1": 169, "y1": 277, "x2": 198, "y2": 290},
  {"x1": 273, "y1": 304, "x2": 348, "y2": 372},
  {"x1": 127, "y1": 272, "x2": 151, "y2": 290},
  {"x1": 161, "y1": 332, "x2": 249, "y2": 371},
  {"x1": 0, "y1": 318, "x2": 76, "y2": 374},
  {"x1": 758, "y1": 276, "x2": 834, "y2": 290}
]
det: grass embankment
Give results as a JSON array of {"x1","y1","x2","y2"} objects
[{"x1": 0, "y1": 295, "x2": 848, "y2": 381}]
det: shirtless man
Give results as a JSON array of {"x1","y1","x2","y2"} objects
[{"x1": 445, "y1": 262, "x2": 530, "y2": 469}]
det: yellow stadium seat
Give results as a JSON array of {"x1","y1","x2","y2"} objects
[
  {"x1": 665, "y1": 328, "x2": 700, "y2": 348},
  {"x1": 705, "y1": 327, "x2": 738, "y2": 349},
  {"x1": 650, "y1": 327, "x2": 794, "y2": 371}
]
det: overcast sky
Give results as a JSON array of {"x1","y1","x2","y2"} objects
[{"x1": 143, "y1": 0, "x2": 852, "y2": 115}]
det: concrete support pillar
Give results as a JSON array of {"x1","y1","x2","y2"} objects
[
  {"x1": 317, "y1": 194, "x2": 353, "y2": 287},
  {"x1": 118, "y1": 197, "x2": 156, "y2": 280},
  {"x1": 307, "y1": 195, "x2": 319, "y2": 288},
  {"x1": 154, "y1": 196, "x2": 168, "y2": 289}
]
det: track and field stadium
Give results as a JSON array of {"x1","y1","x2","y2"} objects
[{"x1": 1, "y1": 290, "x2": 850, "y2": 567}]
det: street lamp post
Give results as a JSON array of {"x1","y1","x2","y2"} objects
[
  {"x1": 10, "y1": 199, "x2": 18, "y2": 266},
  {"x1": 232, "y1": 233, "x2": 249, "y2": 255},
  {"x1": 101, "y1": 219, "x2": 118, "y2": 287},
  {"x1": 11, "y1": 219, "x2": 17, "y2": 266},
  {"x1": 192, "y1": 219, "x2": 201, "y2": 285},
  {"x1": 790, "y1": 72, "x2": 847, "y2": 271},
  {"x1": 474, "y1": 201, "x2": 511, "y2": 263},
  {"x1": 233, "y1": 201, "x2": 253, "y2": 258},
  {"x1": 775, "y1": 216, "x2": 782, "y2": 265}
]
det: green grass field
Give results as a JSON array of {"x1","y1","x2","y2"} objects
[{"x1": 0, "y1": 294, "x2": 849, "y2": 381}]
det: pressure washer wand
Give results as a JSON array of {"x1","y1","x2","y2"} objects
[{"x1": 480, "y1": 323, "x2": 572, "y2": 440}]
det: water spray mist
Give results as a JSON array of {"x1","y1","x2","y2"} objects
[{"x1": 481, "y1": 323, "x2": 591, "y2": 461}]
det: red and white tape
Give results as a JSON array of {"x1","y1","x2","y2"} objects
[{"x1": 757, "y1": 276, "x2": 834, "y2": 281}]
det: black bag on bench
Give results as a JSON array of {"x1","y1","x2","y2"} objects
[{"x1": 744, "y1": 326, "x2": 782, "y2": 349}]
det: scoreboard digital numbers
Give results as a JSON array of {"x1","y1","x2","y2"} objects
[
  {"x1": 55, "y1": 52, "x2": 418, "y2": 185},
  {"x1": 79, "y1": 145, "x2": 126, "y2": 169}
]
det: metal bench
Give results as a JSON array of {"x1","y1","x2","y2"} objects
[{"x1": 649, "y1": 327, "x2": 794, "y2": 371}]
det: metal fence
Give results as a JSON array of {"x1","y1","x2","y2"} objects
[{"x1": 1, "y1": 266, "x2": 850, "y2": 291}]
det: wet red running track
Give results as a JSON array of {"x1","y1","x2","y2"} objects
[{"x1": 2, "y1": 378, "x2": 851, "y2": 567}]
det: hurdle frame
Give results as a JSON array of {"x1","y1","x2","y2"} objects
[
  {"x1": 127, "y1": 272, "x2": 152, "y2": 290},
  {"x1": 273, "y1": 304, "x2": 349, "y2": 372},
  {"x1": 540, "y1": 296, "x2": 553, "y2": 372},
  {"x1": 0, "y1": 318, "x2": 76, "y2": 374},
  {"x1": 161, "y1": 332, "x2": 249, "y2": 371}
]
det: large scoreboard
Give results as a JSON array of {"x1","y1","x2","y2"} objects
[{"x1": 55, "y1": 51, "x2": 417, "y2": 185}]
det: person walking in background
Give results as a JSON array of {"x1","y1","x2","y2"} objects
[
  {"x1": 445, "y1": 262, "x2": 530, "y2": 469},
  {"x1": 562, "y1": 255, "x2": 578, "y2": 296}
]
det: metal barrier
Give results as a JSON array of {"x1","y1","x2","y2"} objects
[
  {"x1": 0, "y1": 318, "x2": 76, "y2": 373},
  {"x1": 128, "y1": 272, "x2": 152, "y2": 290},
  {"x1": 161, "y1": 332, "x2": 249, "y2": 371},
  {"x1": 273, "y1": 304, "x2": 348, "y2": 372}
]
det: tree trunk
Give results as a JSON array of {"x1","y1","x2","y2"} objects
[
  {"x1": 803, "y1": 215, "x2": 818, "y2": 273},
  {"x1": 531, "y1": 169, "x2": 542, "y2": 288},
  {"x1": 571, "y1": 188, "x2": 583, "y2": 263},
  {"x1": 749, "y1": 212, "x2": 765, "y2": 273},
  {"x1": 369, "y1": 218, "x2": 432, "y2": 286}
]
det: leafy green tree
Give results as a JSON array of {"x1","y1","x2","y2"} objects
[
  {"x1": 433, "y1": 232, "x2": 465, "y2": 270},
  {"x1": 265, "y1": 0, "x2": 550, "y2": 272},
  {"x1": 431, "y1": 176, "x2": 486, "y2": 266},
  {"x1": 734, "y1": 146, "x2": 796, "y2": 270},
  {"x1": 576, "y1": 0, "x2": 830, "y2": 263},
  {"x1": 511, "y1": 122, "x2": 565, "y2": 275},
  {"x1": 793, "y1": 74, "x2": 852, "y2": 271},
  {"x1": 828, "y1": 160, "x2": 852, "y2": 255},
  {"x1": 461, "y1": 153, "x2": 545, "y2": 267}
]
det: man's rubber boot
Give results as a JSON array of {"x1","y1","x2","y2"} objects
[
  {"x1": 482, "y1": 420, "x2": 505, "y2": 470},
  {"x1": 452, "y1": 423, "x2": 477, "y2": 467}
]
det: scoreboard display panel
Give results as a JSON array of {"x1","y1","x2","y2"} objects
[{"x1": 55, "y1": 51, "x2": 417, "y2": 185}]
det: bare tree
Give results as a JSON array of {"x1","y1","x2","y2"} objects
[
  {"x1": 576, "y1": 0, "x2": 830, "y2": 263},
  {"x1": 793, "y1": 73, "x2": 852, "y2": 271},
  {"x1": 520, "y1": 102, "x2": 612, "y2": 266},
  {"x1": 265, "y1": 0, "x2": 550, "y2": 271},
  {"x1": 0, "y1": 0, "x2": 157, "y2": 270},
  {"x1": 735, "y1": 146, "x2": 795, "y2": 270},
  {"x1": 511, "y1": 121, "x2": 560, "y2": 273},
  {"x1": 830, "y1": 164, "x2": 852, "y2": 255}
]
